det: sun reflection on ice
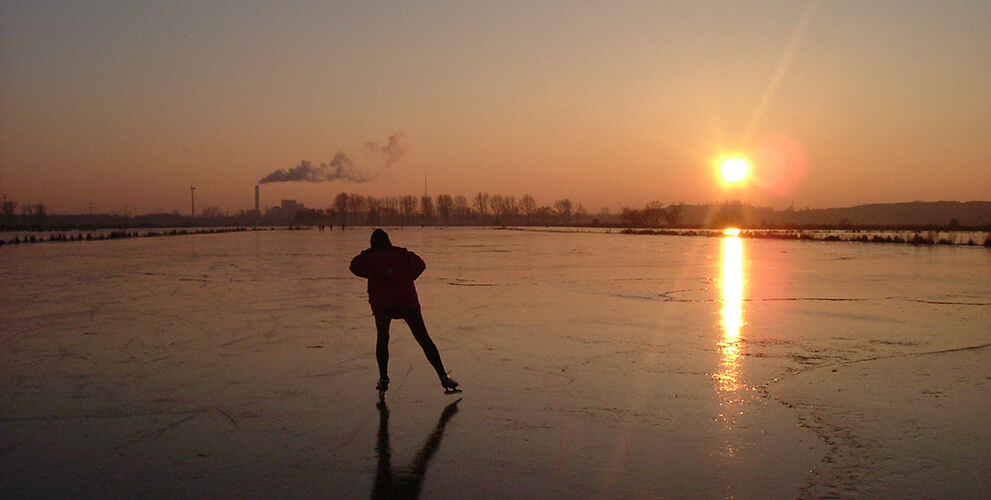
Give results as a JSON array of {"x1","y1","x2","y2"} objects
[
  {"x1": 717, "y1": 233, "x2": 745, "y2": 392},
  {"x1": 715, "y1": 231, "x2": 746, "y2": 451}
]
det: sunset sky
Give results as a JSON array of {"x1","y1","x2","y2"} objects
[{"x1": 2, "y1": 1, "x2": 989, "y2": 215}]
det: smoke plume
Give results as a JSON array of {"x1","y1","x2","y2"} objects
[
  {"x1": 258, "y1": 132, "x2": 408, "y2": 185},
  {"x1": 364, "y1": 132, "x2": 409, "y2": 167}
]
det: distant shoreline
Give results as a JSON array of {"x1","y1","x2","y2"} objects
[
  {"x1": 3, "y1": 224, "x2": 989, "y2": 248},
  {"x1": 0, "y1": 226, "x2": 297, "y2": 246},
  {"x1": 3, "y1": 200, "x2": 989, "y2": 233},
  {"x1": 619, "y1": 228, "x2": 991, "y2": 247}
]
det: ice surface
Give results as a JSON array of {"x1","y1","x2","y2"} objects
[{"x1": 2, "y1": 228, "x2": 989, "y2": 498}]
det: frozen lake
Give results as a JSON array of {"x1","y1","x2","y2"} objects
[{"x1": 2, "y1": 227, "x2": 990, "y2": 498}]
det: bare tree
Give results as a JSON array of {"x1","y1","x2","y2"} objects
[
  {"x1": 381, "y1": 197, "x2": 400, "y2": 225},
  {"x1": 436, "y1": 194, "x2": 454, "y2": 225},
  {"x1": 535, "y1": 206, "x2": 552, "y2": 226},
  {"x1": 201, "y1": 206, "x2": 224, "y2": 218},
  {"x1": 574, "y1": 203, "x2": 588, "y2": 225},
  {"x1": 664, "y1": 203, "x2": 684, "y2": 226},
  {"x1": 334, "y1": 192, "x2": 350, "y2": 228},
  {"x1": 490, "y1": 195, "x2": 504, "y2": 225},
  {"x1": 553, "y1": 199, "x2": 573, "y2": 225},
  {"x1": 491, "y1": 195, "x2": 517, "y2": 226},
  {"x1": 349, "y1": 194, "x2": 366, "y2": 225},
  {"x1": 366, "y1": 197, "x2": 382, "y2": 225},
  {"x1": 473, "y1": 192, "x2": 489, "y2": 223},
  {"x1": 20, "y1": 204, "x2": 33, "y2": 227},
  {"x1": 421, "y1": 195, "x2": 435, "y2": 226},
  {"x1": 645, "y1": 201, "x2": 665, "y2": 227},
  {"x1": 503, "y1": 196, "x2": 517, "y2": 225},
  {"x1": 621, "y1": 207, "x2": 643, "y2": 227},
  {"x1": 454, "y1": 195, "x2": 469, "y2": 224},
  {"x1": 1, "y1": 197, "x2": 17, "y2": 226},
  {"x1": 34, "y1": 203, "x2": 47, "y2": 229},
  {"x1": 399, "y1": 195, "x2": 418, "y2": 226},
  {"x1": 519, "y1": 195, "x2": 537, "y2": 225}
]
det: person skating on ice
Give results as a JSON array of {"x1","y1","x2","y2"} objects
[{"x1": 350, "y1": 229, "x2": 459, "y2": 394}]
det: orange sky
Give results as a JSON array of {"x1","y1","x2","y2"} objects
[{"x1": 2, "y1": 1, "x2": 989, "y2": 215}]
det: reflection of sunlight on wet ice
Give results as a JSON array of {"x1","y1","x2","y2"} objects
[
  {"x1": 715, "y1": 234, "x2": 746, "y2": 463},
  {"x1": 717, "y1": 235, "x2": 744, "y2": 393}
]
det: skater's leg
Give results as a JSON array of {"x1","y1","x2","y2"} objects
[
  {"x1": 375, "y1": 315, "x2": 391, "y2": 381},
  {"x1": 404, "y1": 311, "x2": 447, "y2": 378}
]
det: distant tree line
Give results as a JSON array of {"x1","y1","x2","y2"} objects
[
  {"x1": 0, "y1": 192, "x2": 746, "y2": 231},
  {"x1": 1, "y1": 196, "x2": 47, "y2": 230},
  {"x1": 301, "y1": 194, "x2": 694, "y2": 229},
  {"x1": 620, "y1": 202, "x2": 684, "y2": 227},
  {"x1": 5, "y1": 191, "x2": 987, "y2": 232},
  {"x1": 299, "y1": 192, "x2": 598, "y2": 228},
  {"x1": 0, "y1": 192, "x2": 605, "y2": 230}
]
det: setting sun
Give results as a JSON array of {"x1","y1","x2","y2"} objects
[{"x1": 719, "y1": 157, "x2": 751, "y2": 183}]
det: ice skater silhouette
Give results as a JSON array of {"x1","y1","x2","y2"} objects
[
  {"x1": 371, "y1": 398, "x2": 461, "y2": 499},
  {"x1": 350, "y1": 229, "x2": 459, "y2": 395}
]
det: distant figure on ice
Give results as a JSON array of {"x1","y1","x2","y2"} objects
[{"x1": 350, "y1": 229, "x2": 459, "y2": 394}]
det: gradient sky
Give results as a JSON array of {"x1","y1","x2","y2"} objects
[{"x1": 2, "y1": 1, "x2": 989, "y2": 215}]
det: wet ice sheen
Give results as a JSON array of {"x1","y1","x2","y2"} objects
[{"x1": 1, "y1": 228, "x2": 989, "y2": 498}]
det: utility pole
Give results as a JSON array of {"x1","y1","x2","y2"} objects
[{"x1": 190, "y1": 184, "x2": 196, "y2": 218}]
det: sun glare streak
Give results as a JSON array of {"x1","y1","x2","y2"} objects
[{"x1": 743, "y1": 1, "x2": 819, "y2": 143}]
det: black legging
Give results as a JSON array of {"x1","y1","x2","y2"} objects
[{"x1": 375, "y1": 311, "x2": 446, "y2": 380}]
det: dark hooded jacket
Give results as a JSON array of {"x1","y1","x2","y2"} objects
[{"x1": 350, "y1": 245, "x2": 426, "y2": 318}]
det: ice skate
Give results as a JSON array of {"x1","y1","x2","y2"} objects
[
  {"x1": 440, "y1": 374, "x2": 461, "y2": 394},
  {"x1": 376, "y1": 377, "x2": 389, "y2": 396}
]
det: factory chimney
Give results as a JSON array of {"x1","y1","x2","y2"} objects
[{"x1": 255, "y1": 185, "x2": 260, "y2": 212}]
